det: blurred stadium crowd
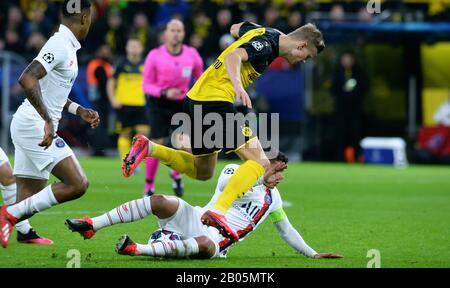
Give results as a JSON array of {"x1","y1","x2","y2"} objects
[{"x1": 2, "y1": 0, "x2": 450, "y2": 63}]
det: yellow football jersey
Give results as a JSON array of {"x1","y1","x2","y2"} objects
[{"x1": 187, "y1": 24, "x2": 279, "y2": 103}]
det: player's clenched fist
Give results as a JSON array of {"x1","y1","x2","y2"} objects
[{"x1": 79, "y1": 108, "x2": 100, "y2": 129}]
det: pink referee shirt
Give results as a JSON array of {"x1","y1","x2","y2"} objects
[{"x1": 142, "y1": 44, "x2": 204, "y2": 101}]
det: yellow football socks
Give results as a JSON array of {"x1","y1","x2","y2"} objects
[
  {"x1": 213, "y1": 160, "x2": 265, "y2": 213},
  {"x1": 118, "y1": 136, "x2": 131, "y2": 160},
  {"x1": 150, "y1": 143, "x2": 197, "y2": 179}
]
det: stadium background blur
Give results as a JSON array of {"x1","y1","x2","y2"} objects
[{"x1": 1, "y1": 0, "x2": 450, "y2": 164}]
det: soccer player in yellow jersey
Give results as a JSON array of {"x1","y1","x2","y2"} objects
[
  {"x1": 123, "y1": 22, "x2": 325, "y2": 240},
  {"x1": 107, "y1": 37, "x2": 149, "y2": 160}
]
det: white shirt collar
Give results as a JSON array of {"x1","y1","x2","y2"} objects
[{"x1": 59, "y1": 24, "x2": 81, "y2": 50}]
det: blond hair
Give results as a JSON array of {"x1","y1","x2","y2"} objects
[{"x1": 288, "y1": 23, "x2": 325, "y2": 54}]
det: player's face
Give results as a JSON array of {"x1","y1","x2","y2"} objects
[
  {"x1": 80, "y1": 7, "x2": 92, "y2": 40},
  {"x1": 165, "y1": 23, "x2": 185, "y2": 46},
  {"x1": 126, "y1": 40, "x2": 143, "y2": 58},
  {"x1": 287, "y1": 42, "x2": 317, "y2": 65}
]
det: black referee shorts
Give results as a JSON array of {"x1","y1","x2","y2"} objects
[{"x1": 148, "y1": 96, "x2": 184, "y2": 139}]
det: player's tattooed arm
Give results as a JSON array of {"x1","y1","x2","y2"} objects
[
  {"x1": 18, "y1": 60, "x2": 51, "y2": 122},
  {"x1": 18, "y1": 60, "x2": 55, "y2": 149}
]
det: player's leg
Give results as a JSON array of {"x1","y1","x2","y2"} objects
[
  {"x1": 65, "y1": 194, "x2": 179, "y2": 239},
  {"x1": 118, "y1": 128, "x2": 132, "y2": 161},
  {"x1": 10, "y1": 176, "x2": 53, "y2": 244},
  {"x1": 124, "y1": 135, "x2": 218, "y2": 180},
  {"x1": 117, "y1": 106, "x2": 133, "y2": 160},
  {"x1": 144, "y1": 138, "x2": 163, "y2": 196},
  {"x1": 116, "y1": 197, "x2": 218, "y2": 259},
  {"x1": 212, "y1": 138, "x2": 269, "y2": 213},
  {"x1": 116, "y1": 234, "x2": 216, "y2": 259},
  {"x1": 0, "y1": 159, "x2": 51, "y2": 244},
  {"x1": 5, "y1": 155, "x2": 88, "y2": 225}
]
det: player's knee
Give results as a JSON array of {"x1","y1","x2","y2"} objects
[
  {"x1": 195, "y1": 168, "x2": 214, "y2": 181},
  {"x1": 150, "y1": 195, "x2": 170, "y2": 214},
  {"x1": 71, "y1": 177, "x2": 89, "y2": 198},
  {"x1": 195, "y1": 236, "x2": 216, "y2": 259},
  {"x1": 0, "y1": 172, "x2": 15, "y2": 186}
]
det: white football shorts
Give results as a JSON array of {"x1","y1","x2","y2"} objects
[
  {"x1": 10, "y1": 116, "x2": 74, "y2": 180},
  {"x1": 157, "y1": 198, "x2": 223, "y2": 258}
]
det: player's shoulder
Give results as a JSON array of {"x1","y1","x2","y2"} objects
[{"x1": 41, "y1": 33, "x2": 69, "y2": 53}]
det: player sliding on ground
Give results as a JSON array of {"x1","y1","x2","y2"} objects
[
  {"x1": 122, "y1": 21, "x2": 325, "y2": 241},
  {"x1": 66, "y1": 152, "x2": 342, "y2": 260},
  {"x1": 0, "y1": 0, "x2": 99, "y2": 248}
]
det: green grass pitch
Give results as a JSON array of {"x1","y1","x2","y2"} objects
[{"x1": 1, "y1": 158, "x2": 449, "y2": 268}]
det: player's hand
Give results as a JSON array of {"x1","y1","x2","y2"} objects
[
  {"x1": 314, "y1": 253, "x2": 344, "y2": 259},
  {"x1": 39, "y1": 120, "x2": 55, "y2": 150},
  {"x1": 79, "y1": 108, "x2": 100, "y2": 129},
  {"x1": 264, "y1": 172, "x2": 284, "y2": 189},
  {"x1": 166, "y1": 88, "x2": 181, "y2": 99},
  {"x1": 234, "y1": 84, "x2": 252, "y2": 109}
]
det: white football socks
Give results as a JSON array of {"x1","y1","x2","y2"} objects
[
  {"x1": 92, "y1": 196, "x2": 152, "y2": 231},
  {"x1": 6, "y1": 185, "x2": 58, "y2": 219},
  {"x1": 136, "y1": 238, "x2": 199, "y2": 258},
  {"x1": 1, "y1": 183, "x2": 32, "y2": 233}
]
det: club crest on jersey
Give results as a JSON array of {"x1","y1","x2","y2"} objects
[
  {"x1": 241, "y1": 126, "x2": 253, "y2": 137},
  {"x1": 43, "y1": 53, "x2": 55, "y2": 64},
  {"x1": 251, "y1": 41, "x2": 264, "y2": 51},
  {"x1": 265, "y1": 194, "x2": 272, "y2": 205},
  {"x1": 55, "y1": 138, "x2": 65, "y2": 148}
]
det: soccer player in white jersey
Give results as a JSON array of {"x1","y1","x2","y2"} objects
[
  {"x1": 0, "y1": 148, "x2": 53, "y2": 245},
  {"x1": 66, "y1": 152, "x2": 342, "y2": 260},
  {"x1": 0, "y1": 0, "x2": 100, "y2": 248}
]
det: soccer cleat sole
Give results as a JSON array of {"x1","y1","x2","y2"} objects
[
  {"x1": 65, "y1": 219, "x2": 95, "y2": 240},
  {"x1": 201, "y1": 212, "x2": 239, "y2": 241}
]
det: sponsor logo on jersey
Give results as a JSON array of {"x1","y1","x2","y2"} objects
[
  {"x1": 55, "y1": 138, "x2": 65, "y2": 148},
  {"x1": 251, "y1": 41, "x2": 264, "y2": 51}
]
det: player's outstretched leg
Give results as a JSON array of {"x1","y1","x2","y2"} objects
[
  {"x1": 116, "y1": 234, "x2": 216, "y2": 259},
  {"x1": 201, "y1": 138, "x2": 270, "y2": 241},
  {"x1": 65, "y1": 195, "x2": 179, "y2": 239},
  {"x1": 123, "y1": 135, "x2": 198, "y2": 180}
]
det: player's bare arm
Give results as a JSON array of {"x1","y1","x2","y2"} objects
[
  {"x1": 224, "y1": 47, "x2": 252, "y2": 108},
  {"x1": 64, "y1": 99, "x2": 100, "y2": 129},
  {"x1": 18, "y1": 60, "x2": 54, "y2": 149}
]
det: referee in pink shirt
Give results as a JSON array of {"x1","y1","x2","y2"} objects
[{"x1": 142, "y1": 19, "x2": 204, "y2": 197}]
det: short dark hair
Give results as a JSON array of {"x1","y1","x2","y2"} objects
[
  {"x1": 267, "y1": 150, "x2": 289, "y2": 164},
  {"x1": 62, "y1": 0, "x2": 91, "y2": 18}
]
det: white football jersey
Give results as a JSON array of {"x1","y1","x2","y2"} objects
[
  {"x1": 203, "y1": 164, "x2": 283, "y2": 254},
  {"x1": 15, "y1": 24, "x2": 80, "y2": 131}
]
